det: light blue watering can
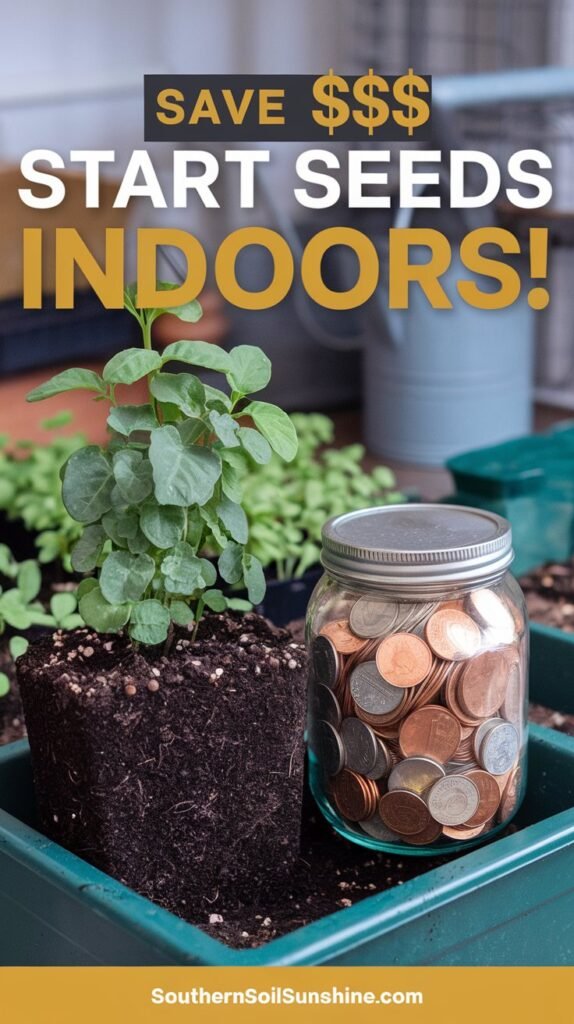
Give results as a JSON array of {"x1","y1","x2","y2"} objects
[{"x1": 253, "y1": 68, "x2": 574, "y2": 466}]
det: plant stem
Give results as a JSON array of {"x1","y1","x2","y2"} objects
[{"x1": 142, "y1": 316, "x2": 153, "y2": 351}]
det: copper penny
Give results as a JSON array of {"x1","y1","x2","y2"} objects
[
  {"x1": 403, "y1": 818, "x2": 443, "y2": 845},
  {"x1": 425, "y1": 609, "x2": 481, "y2": 661},
  {"x1": 321, "y1": 619, "x2": 366, "y2": 654},
  {"x1": 499, "y1": 765, "x2": 521, "y2": 820},
  {"x1": 458, "y1": 650, "x2": 510, "y2": 719},
  {"x1": 442, "y1": 822, "x2": 487, "y2": 840},
  {"x1": 399, "y1": 705, "x2": 462, "y2": 763},
  {"x1": 332, "y1": 769, "x2": 372, "y2": 821},
  {"x1": 444, "y1": 669, "x2": 484, "y2": 728},
  {"x1": 375, "y1": 633, "x2": 432, "y2": 688},
  {"x1": 462, "y1": 769, "x2": 501, "y2": 826},
  {"x1": 379, "y1": 789, "x2": 433, "y2": 836}
]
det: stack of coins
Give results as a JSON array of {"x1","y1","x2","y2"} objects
[{"x1": 309, "y1": 588, "x2": 525, "y2": 848}]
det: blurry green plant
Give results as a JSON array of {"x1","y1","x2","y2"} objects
[
  {"x1": 0, "y1": 413, "x2": 84, "y2": 567},
  {"x1": 241, "y1": 413, "x2": 404, "y2": 580},
  {"x1": 0, "y1": 544, "x2": 82, "y2": 696}
]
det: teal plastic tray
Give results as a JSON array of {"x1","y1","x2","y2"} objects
[
  {"x1": 530, "y1": 622, "x2": 574, "y2": 715},
  {"x1": 446, "y1": 423, "x2": 574, "y2": 577},
  {"x1": 1, "y1": 726, "x2": 574, "y2": 966}
]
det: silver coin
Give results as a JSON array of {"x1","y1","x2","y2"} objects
[
  {"x1": 349, "y1": 596, "x2": 399, "y2": 639},
  {"x1": 446, "y1": 760, "x2": 480, "y2": 774},
  {"x1": 349, "y1": 661, "x2": 403, "y2": 715},
  {"x1": 311, "y1": 635, "x2": 340, "y2": 689},
  {"x1": 468, "y1": 588, "x2": 515, "y2": 644},
  {"x1": 317, "y1": 720, "x2": 345, "y2": 776},
  {"x1": 340, "y1": 716, "x2": 379, "y2": 774},
  {"x1": 365, "y1": 737, "x2": 391, "y2": 780},
  {"x1": 399, "y1": 602, "x2": 437, "y2": 633},
  {"x1": 313, "y1": 682, "x2": 342, "y2": 729},
  {"x1": 479, "y1": 721, "x2": 519, "y2": 775},
  {"x1": 388, "y1": 756, "x2": 445, "y2": 795},
  {"x1": 427, "y1": 775, "x2": 480, "y2": 826},
  {"x1": 472, "y1": 718, "x2": 501, "y2": 762},
  {"x1": 359, "y1": 817, "x2": 401, "y2": 843}
]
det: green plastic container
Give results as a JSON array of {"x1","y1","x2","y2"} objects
[
  {"x1": 447, "y1": 427, "x2": 574, "y2": 576},
  {"x1": 530, "y1": 622, "x2": 574, "y2": 715},
  {"x1": 1, "y1": 726, "x2": 574, "y2": 966}
]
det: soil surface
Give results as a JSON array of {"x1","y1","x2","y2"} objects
[
  {"x1": 18, "y1": 614, "x2": 308, "y2": 913},
  {"x1": 520, "y1": 559, "x2": 574, "y2": 738},
  {"x1": 520, "y1": 558, "x2": 574, "y2": 633},
  {"x1": 8, "y1": 606, "x2": 574, "y2": 951}
]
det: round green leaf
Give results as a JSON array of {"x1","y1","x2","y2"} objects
[
  {"x1": 238, "y1": 426, "x2": 272, "y2": 465},
  {"x1": 209, "y1": 410, "x2": 239, "y2": 447},
  {"x1": 129, "y1": 600, "x2": 170, "y2": 645},
  {"x1": 218, "y1": 542, "x2": 244, "y2": 585},
  {"x1": 76, "y1": 577, "x2": 99, "y2": 600},
  {"x1": 62, "y1": 447, "x2": 114, "y2": 524},
  {"x1": 155, "y1": 283, "x2": 203, "y2": 324},
  {"x1": 100, "y1": 551, "x2": 155, "y2": 604},
  {"x1": 149, "y1": 426, "x2": 221, "y2": 507},
  {"x1": 103, "y1": 348, "x2": 162, "y2": 386},
  {"x1": 0, "y1": 673, "x2": 10, "y2": 698},
  {"x1": 140, "y1": 503, "x2": 186, "y2": 549},
  {"x1": 113, "y1": 450, "x2": 154, "y2": 505},
  {"x1": 50, "y1": 592, "x2": 78, "y2": 623},
  {"x1": 202, "y1": 589, "x2": 227, "y2": 612},
  {"x1": 27, "y1": 368, "x2": 105, "y2": 403},
  {"x1": 150, "y1": 373, "x2": 205, "y2": 417},
  {"x1": 79, "y1": 586, "x2": 131, "y2": 634},
  {"x1": 216, "y1": 494, "x2": 248, "y2": 544},
  {"x1": 242, "y1": 402, "x2": 298, "y2": 462},
  {"x1": 227, "y1": 345, "x2": 271, "y2": 395},
  {"x1": 243, "y1": 553, "x2": 266, "y2": 604},
  {"x1": 17, "y1": 560, "x2": 41, "y2": 603},
  {"x1": 160, "y1": 542, "x2": 214, "y2": 595},
  {"x1": 107, "y1": 404, "x2": 158, "y2": 436},
  {"x1": 71, "y1": 525, "x2": 106, "y2": 573},
  {"x1": 9, "y1": 636, "x2": 28, "y2": 661},
  {"x1": 162, "y1": 340, "x2": 231, "y2": 373},
  {"x1": 170, "y1": 600, "x2": 194, "y2": 627}
]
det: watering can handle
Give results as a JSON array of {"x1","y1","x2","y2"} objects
[{"x1": 256, "y1": 170, "x2": 367, "y2": 352}]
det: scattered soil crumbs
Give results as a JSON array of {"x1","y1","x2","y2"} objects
[
  {"x1": 18, "y1": 613, "x2": 308, "y2": 918},
  {"x1": 520, "y1": 559, "x2": 574, "y2": 737},
  {"x1": 5, "y1": 606, "x2": 574, "y2": 950},
  {"x1": 520, "y1": 558, "x2": 574, "y2": 633},
  {"x1": 198, "y1": 783, "x2": 457, "y2": 948}
]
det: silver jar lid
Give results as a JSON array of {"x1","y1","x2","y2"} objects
[{"x1": 321, "y1": 504, "x2": 513, "y2": 588}]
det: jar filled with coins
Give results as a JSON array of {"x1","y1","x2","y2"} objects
[{"x1": 307, "y1": 504, "x2": 527, "y2": 854}]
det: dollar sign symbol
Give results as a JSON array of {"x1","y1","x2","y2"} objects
[
  {"x1": 392, "y1": 68, "x2": 430, "y2": 136},
  {"x1": 352, "y1": 69, "x2": 389, "y2": 136},
  {"x1": 312, "y1": 69, "x2": 350, "y2": 136}
]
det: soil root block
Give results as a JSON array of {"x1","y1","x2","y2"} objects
[{"x1": 17, "y1": 613, "x2": 308, "y2": 912}]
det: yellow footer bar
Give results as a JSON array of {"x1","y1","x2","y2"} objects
[{"x1": 0, "y1": 966, "x2": 572, "y2": 1023}]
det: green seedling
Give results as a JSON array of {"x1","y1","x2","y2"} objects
[
  {"x1": 0, "y1": 545, "x2": 81, "y2": 696},
  {"x1": 27, "y1": 283, "x2": 298, "y2": 646},
  {"x1": 241, "y1": 413, "x2": 404, "y2": 580}
]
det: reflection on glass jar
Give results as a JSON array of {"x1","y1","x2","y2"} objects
[{"x1": 306, "y1": 504, "x2": 528, "y2": 855}]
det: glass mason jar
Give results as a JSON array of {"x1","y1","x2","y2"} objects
[{"x1": 306, "y1": 504, "x2": 527, "y2": 855}]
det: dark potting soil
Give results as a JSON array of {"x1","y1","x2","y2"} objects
[
  {"x1": 17, "y1": 613, "x2": 308, "y2": 914},
  {"x1": 520, "y1": 557, "x2": 574, "y2": 633},
  {"x1": 11, "y1": 610, "x2": 573, "y2": 951}
]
